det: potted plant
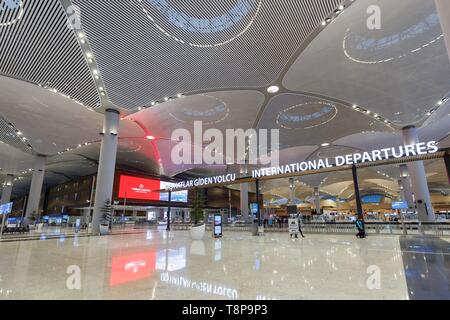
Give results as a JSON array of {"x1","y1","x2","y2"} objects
[
  {"x1": 28, "y1": 211, "x2": 37, "y2": 229},
  {"x1": 190, "y1": 188, "x2": 206, "y2": 240},
  {"x1": 99, "y1": 199, "x2": 113, "y2": 235}
]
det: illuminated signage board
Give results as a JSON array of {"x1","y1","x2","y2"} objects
[
  {"x1": 252, "y1": 141, "x2": 439, "y2": 179},
  {"x1": 213, "y1": 214, "x2": 222, "y2": 238},
  {"x1": 0, "y1": 202, "x2": 13, "y2": 215},
  {"x1": 119, "y1": 175, "x2": 160, "y2": 201},
  {"x1": 118, "y1": 175, "x2": 188, "y2": 202},
  {"x1": 165, "y1": 141, "x2": 439, "y2": 191},
  {"x1": 392, "y1": 201, "x2": 409, "y2": 210}
]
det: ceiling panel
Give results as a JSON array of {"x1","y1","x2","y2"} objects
[
  {"x1": 0, "y1": 0, "x2": 100, "y2": 108},
  {"x1": 72, "y1": 0, "x2": 342, "y2": 109},
  {"x1": 0, "y1": 76, "x2": 103, "y2": 155},
  {"x1": 257, "y1": 93, "x2": 392, "y2": 150},
  {"x1": 283, "y1": 0, "x2": 450, "y2": 126}
]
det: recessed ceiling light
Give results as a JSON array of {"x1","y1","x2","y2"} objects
[
  {"x1": 352, "y1": 105, "x2": 357, "y2": 109},
  {"x1": 78, "y1": 32, "x2": 85, "y2": 38},
  {"x1": 177, "y1": 93, "x2": 182, "y2": 98},
  {"x1": 437, "y1": 100, "x2": 443, "y2": 105},
  {"x1": 146, "y1": 135, "x2": 156, "y2": 140},
  {"x1": 86, "y1": 52, "x2": 93, "y2": 58},
  {"x1": 321, "y1": 143, "x2": 330, "y2": 147},
  {"x1": 267, "y1": 85, "x2": 280, "y2": 94},
  {"x1": 164, "y1": 97, "x2": 169, "y2": 101}
]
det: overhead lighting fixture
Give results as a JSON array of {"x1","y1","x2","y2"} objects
[
  {"x1": 267, "y1": 85, "x2": 280, "y2": 94},
  {"x1": 352, "y1": 105, "x2": 357, "y2": 109},
  {"x1": 164, "y1": 97, "x2": 169, "y2": 101},
  {"x1": 321, "y1": 143, "x2": 330, "y2": 147},
  {"x1": 177, "y1": 93, "x2": 183, "y2": 98},
  {"x1": 146, "y1": 135, "x2": 156, "y2": 140}
]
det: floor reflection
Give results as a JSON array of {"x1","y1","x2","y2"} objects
[
  {"x1": 400, "y1": 237, "x2": 450, "y2": 300},
  {"x1": 0, "y1": 231, "x2": 413, "y2": 300}
]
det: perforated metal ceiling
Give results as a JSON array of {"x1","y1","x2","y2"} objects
[
  {"x1": 0, "y1": 0, "x2": 100, "y2": 108},
  {"x1": 0, "y1": 115, "x2": 32, "y2": 153},
  {"x1": 72, "y1": 0, "x2": 342, "y2": 109}
]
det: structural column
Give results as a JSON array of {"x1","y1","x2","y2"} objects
[
  {"x1": 352, "y1": 165, "x2": 364, "y2": 220},
  {"x1": 1, "y1": 174, "x2": 14, "y2": 204},
  {"x1": 399, "y1": 165, "x2": 414, "y2": 209},
  {"x1": 402, "y1": 126, "x2": 435, "y2": 222},
  {"x1": 83, "y1": 207, "x2": 90, "y2": 225},
  {"x1": 1, "y1": 174, "x2": 14, "y2": 237},
  {"x1": 444, "y1": 153, "x2": 450, "y2": 184},
  {"x1": 314, "y1": 187, "x2": 321, "y2": 214},
  {"x1": 288, "y1": 178, "x2": 296, "y2": 205},
  {"x1": 240, "y1": 183, "x2": 249, "y2": 222},
  {"x1": 92, "y1": 109, "x2": 120, "y2": 234},
  {"x1": 255, "y1": 179, "x2": 261, "y2": 226},
  {"x1": 166, "y1": 191, "x2": 172, "y2": 231},
  {"x1": 25, "y1": 155, "x2": 46, "y2": 221}
]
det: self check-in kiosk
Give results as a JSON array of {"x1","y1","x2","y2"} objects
[{"x1": 213, "y1": 213, "x2": 222, "y2": 238}]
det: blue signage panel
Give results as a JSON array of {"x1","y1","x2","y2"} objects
[
  {"x1": 0, "y1": 202, "x2": 13, "y2": 215},
  {"x1": 392, "y1": 201, "x2": 409, "y2": 210}
]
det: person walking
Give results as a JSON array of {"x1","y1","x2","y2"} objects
[
  {"x1": 355, "y1": 218, "x2": 366, "y2": 238},
  {"x1": 298, "y1": 214, "x2": 305, "y2": 238}
]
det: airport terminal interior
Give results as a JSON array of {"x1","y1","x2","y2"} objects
[{"x1": 1, "y1": 0, "x2": 450, "y2": 300}]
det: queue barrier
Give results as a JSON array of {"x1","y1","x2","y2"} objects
[{"x1": 202, "y1": 222, "x2": 450, "y2": 237}]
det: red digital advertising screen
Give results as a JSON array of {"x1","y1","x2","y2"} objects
[
  {"x1": 118, "y1": 175, "x2": 160, "y2": 200},
  {"x1": 109, "y1": 251, "x2": 156, "y2": 287}
]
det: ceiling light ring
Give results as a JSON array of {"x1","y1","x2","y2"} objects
[
  {"x1": 137, "y1": 0, "x2": 263, "y2": 48},
  {"x1": 276, "y1": 101, "x2": 338, "y2": 130},
  {"x1": 167, "y1": 94, "x2": 230, "y2": 125},
  {"x1": 0, "y1": 0, "x2": 24, "y2": 27}
]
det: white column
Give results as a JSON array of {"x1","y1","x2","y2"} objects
[
  {"x1": 288, "y1": 178, "x2": 296, "y2": 205},
  {"x1": 240, "y1": 183, "x2": 249, "y2": 222},
  {"x1": 1, "y1": 174, "x2": 14, "y2": 237},
  {"x1": 25, "y1": 155, "x2": 46, "y2": 221},
  {"x1": 83, "y1": 207, "x2": 91, "y2": 225},
  {"x1": 314, "y1": 187, "x2": 321, "y2": 213},
  {"x1": 402, "y1": 126, "x2": 435, "y2": 222},
  {"x1": 1, "y1": 174, "x2": 14, "y2": 204},
  {"x1": 435, "y1": 0, "x2": 450, "y2": 61},
  {"x1": 92, "y1": 109, "x2": 120, "y2": 233},
  {"x1": 399, "y1": 165, "x2": 414, "y2": 209}
]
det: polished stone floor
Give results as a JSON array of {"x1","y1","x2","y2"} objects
[{"x1": 0, "y1": 229, "x2": 447, "y2": 300}]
